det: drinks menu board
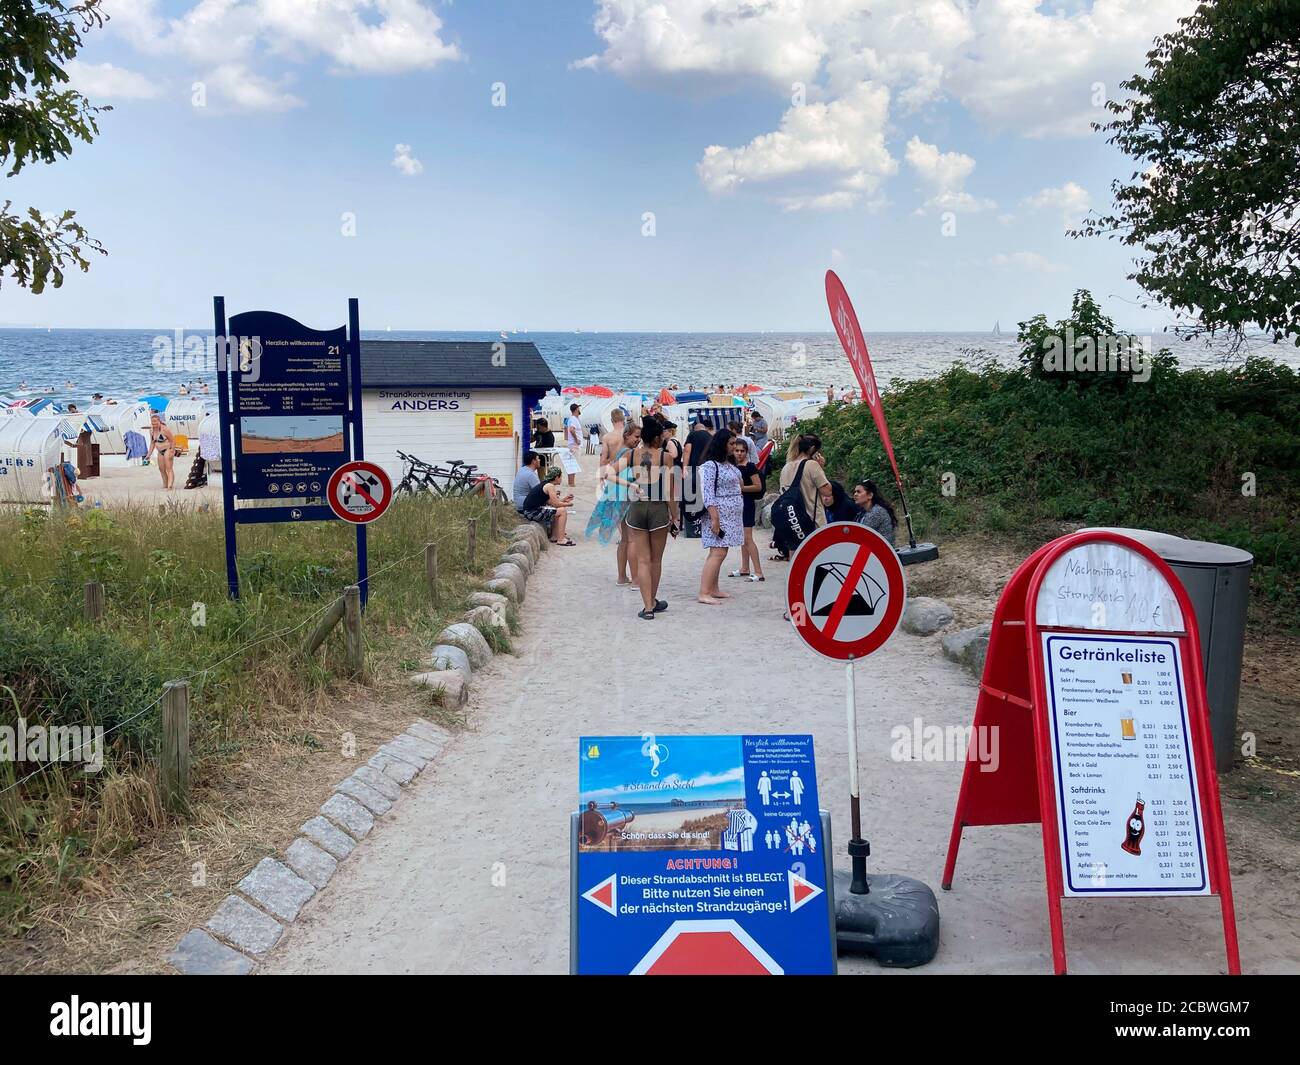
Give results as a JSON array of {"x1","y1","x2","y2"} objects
[{"x1": 1041, "y1": 633, "x2": 1210, "y2": 897}]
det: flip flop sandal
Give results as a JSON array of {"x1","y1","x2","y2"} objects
[
  {"x1": 654, "y1": 600, "x2": 668, "y2": 612},
  {"x1": 552, "y1": 538, "x2": 577, "y2": 546},
  {"x1": 637, "y1": 608, "x2": 656, "y2": 620},
  {"x1": 728, "y1": 571, "x2": 751, "y2": 578}
]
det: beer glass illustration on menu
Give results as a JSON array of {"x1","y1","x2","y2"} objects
[
  {"x1": 1120, "y1": 713, "x2": 1137, "y2": 740},
  {"x1": 1120, "y1": 794, "x2": 1146, "y2": 855}
]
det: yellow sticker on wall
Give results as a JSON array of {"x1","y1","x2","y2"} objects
[{"x1": 474, "y1": 412, "x2": 514, "y2": 438}]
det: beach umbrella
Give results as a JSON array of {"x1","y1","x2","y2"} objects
[
  {"x1": 736, "y1": 384, "x2": 763, "y2": 394},
  {"x1": 657, "y1": 387, "x2": 676, "y2": 406},
  {"x1": 138, "y1": 394, "x2": 169, "y2": 412},
  {"x1": 562, "y1": 386, "x2": 582, "y2": 395},
  {"x1": 581, "y1": 385, "x2": 615, "y2": 398}
]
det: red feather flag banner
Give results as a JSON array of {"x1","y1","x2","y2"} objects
[
  {"x1": 824, "y1": 269, "x2": 935, "y2": 562},
  {"x1": 825, "y1": 269, "x2": 902, "y2": 490}
]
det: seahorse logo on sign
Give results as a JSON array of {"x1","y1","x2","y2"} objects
[{"x1": 640, "y1": 732, "x2": 670, "y2": 777}]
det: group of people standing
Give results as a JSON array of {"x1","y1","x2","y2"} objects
[{"x1": 517, "y1": 401, "x2": 898, "y2": 623}]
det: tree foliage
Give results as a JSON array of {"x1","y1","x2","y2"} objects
[
  {"x1": 0, "y1": 0, "x2": 108, "y2": 293},
  {"x1": 1017, "y1": 288, "x2": 1157, "y2": 389},
  {"x1": 1076, "y1": 0, "x2": 1300, "y2": 347}
]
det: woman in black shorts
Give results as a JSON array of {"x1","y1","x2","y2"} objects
[{"x1": 623, "y1": 415, "x2": 679, "y2": 620}]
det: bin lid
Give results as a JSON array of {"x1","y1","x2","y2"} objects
[{"x1": 1080, "y1": 527, "x2": 1253, "y2": 567}]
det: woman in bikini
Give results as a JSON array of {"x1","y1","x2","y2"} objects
[
  {"x1": 622, "y1": 414, "x2": 679, "y2": 620},
  {"x1": 146, "y1": 412, "x2": 176, "y2": 489}
]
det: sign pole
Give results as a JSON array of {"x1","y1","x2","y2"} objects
[
  {"x1": 213, "y1": 296, "x2": 240, "y2": 600},
  {"x1": 785, "y1": 521, "x2": 938, "y2": 964},
  {"x1": 845, "y1": 656, "x2": 869, "y2": 895},
  {"x1": 348, "y1": 298, "x2": 369, "y2": 610}
]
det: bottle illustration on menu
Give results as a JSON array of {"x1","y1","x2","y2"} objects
[{"x1": 1120, "y1": 794, "x2": 1146, "y2": 855}]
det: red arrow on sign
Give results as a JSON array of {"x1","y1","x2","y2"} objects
[
  {"x1": 582, "y1": 873, "x2": 617, "y2": 916},
  {"x1": 788, "y1": 870, "x2": 824, "y2": 913}
]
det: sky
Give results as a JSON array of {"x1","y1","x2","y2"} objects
[{"x1": 0, "y1": 0, "x2": 1203, "y2": 332}]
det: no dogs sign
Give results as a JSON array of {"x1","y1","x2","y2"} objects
[
  {"x1": 786, "y1": 522, "x2": 905, "y2": 661},
  {"x1": 326, "y1": 461, "x2": 393, "y2": 524}
]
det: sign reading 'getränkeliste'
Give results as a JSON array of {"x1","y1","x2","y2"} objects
[{"x1": 1042, "y1": 633, "x2": 1209, "y2": 896}]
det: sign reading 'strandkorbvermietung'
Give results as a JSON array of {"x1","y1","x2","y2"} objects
[{"x1": 573, "y1": 734, "x2": 835, "y2": 975}]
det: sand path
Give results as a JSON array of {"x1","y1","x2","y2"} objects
[{"x1": 263, "y1": 451, "x2": 1298, "y2": 975}]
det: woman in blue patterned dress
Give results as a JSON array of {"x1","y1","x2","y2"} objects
[
  {"x1": 697, "y1": 429, "x2": 743, "y2": 605},
  {"x1": 585, "y1": 421, "x2": 641, "y2": 556}
]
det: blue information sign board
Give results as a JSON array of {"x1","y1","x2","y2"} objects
[
  {"x1": 213, "y1": 298, "x2": 368, "y2": 600},
  {"x1": 573, "y1": 734, "x2": 836, "y2": 975}
]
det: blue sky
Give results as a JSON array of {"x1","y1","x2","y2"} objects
[{"x1": 0, "y1": 1, "x2": 1201, "y2": 331}]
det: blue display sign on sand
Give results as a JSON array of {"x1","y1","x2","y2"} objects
[
  {"x1": 214, "y1": 298, "x2": 368, "y2": 601},
  {"x1": 574, "y1": 734, "x2": 836, "y2": 975}
]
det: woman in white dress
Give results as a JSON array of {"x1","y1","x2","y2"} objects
[{"x1": 697, "y1": 429, "x2": 743, "y2": 605}]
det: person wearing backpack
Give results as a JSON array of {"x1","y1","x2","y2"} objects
[{"x1": 771, "y1": 433, "x2": 833, "y2": 561}]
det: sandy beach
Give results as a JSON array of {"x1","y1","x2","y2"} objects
[{"x1": 67, "y1": 453, "x2": 222, "y2": 509}]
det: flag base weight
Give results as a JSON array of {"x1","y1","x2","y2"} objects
[
  {"x1": 834, "y1": 870, "x2": 940, "y2": 967},
  {"x1": 898, "y1": 542, "x2": 939, "y2": 566}
]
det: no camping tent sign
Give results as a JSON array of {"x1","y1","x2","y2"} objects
[{"x1": 786, "y1": 522, "x2": 906, "y2": 661}]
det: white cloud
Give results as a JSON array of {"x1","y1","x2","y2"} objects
[
  {"x1": 904, "y1": 136, "x2": 994, "y2": 213},
  {"x1": 697, "y1": 82, "x2": 896, "y2": 211},
  {"x1": 64, "y1": 60, "x2": 162, "y2": 100},
  {"x1": 578, "y1": 1, "x2": 1196, "y2": 207},
  {"x1": 102, "y1": 0, "x2": 461, "y2": 110},
  {"x1": 573, "y1": 0, "x2": 826, "y2": 84},
  {"x1": 204, "y1": 63, "x2": 303, "y2": 112},
  {"x1": 989, "y1": 251, "x2": 1064, "y2": 273},
  {"x1": 1022, "y1": 181, "x2": 1091, "y2": 229},
  {"x1": 392, "y1": 143, "x2": 423, "y2": 176}
]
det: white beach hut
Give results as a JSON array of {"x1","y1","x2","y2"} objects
[
  {"x1": 198, "y1": 412, "x2": 222, "y2": 471},
  {"x1": 86, "y1": 399, "x2": 152, "y2": 454},
  {"x1": 0, "y1": 416, "x2": 64, "y2": 503},
  {"x1": 162, "y1": 397, "x2": 212, "y2": 442}
]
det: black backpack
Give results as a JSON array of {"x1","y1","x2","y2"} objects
[{"x1": 771, "y1": 459, "x2": 818, "y2": 554}]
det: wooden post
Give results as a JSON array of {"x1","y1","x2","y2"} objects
[
  {"x1": 304, "y1": 595, "x2": 346, "y2": 656},
  {"x1": 489, "y1": 488, "x2": 498, "y2": 541},
  {"x1": 467, "y1": 517, "x2": 478, "y2": 570},
  {"x1": 161, "y1": 680, "x2": 190, "y2": 815},
  {"x1": 343, "y1": 585, "x2": 364, "y2": 678},
  {"x1": 84, "y1": 580, "x2": 104, "y2": 622},
  {"x1": 425, "y1": 542, "x2": 440, "y2": 609}
]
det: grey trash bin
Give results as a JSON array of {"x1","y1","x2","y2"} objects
[{"x1": 1083, "y1": 527, "x2": 1253, "y2": 772}]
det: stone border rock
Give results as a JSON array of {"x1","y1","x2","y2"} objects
[{"x1": 168, "y1": 511, "x2": 548, "y2": 974}]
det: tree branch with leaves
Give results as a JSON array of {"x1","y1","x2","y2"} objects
[
  {"x1": 1075, "y1": 0, "x2": 1300, "y2": 349},
  {"x1": 1, "y1": 0, "x2": 109, "y2": 293}
]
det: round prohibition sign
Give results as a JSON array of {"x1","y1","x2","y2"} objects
[
  {"x1": 326, "y1": 460, "x2": 393, "y2": 524},
  {"x1": 786, "y1": 521, "x2": 906, "y2": 661}
]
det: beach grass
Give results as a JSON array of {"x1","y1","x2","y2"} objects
[{"x1": 0, "y1": 491, "x2": 513, "y2": 940}]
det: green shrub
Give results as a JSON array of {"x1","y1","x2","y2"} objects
[{"x1": 800, "y1": 354, "x2": 1300, "y2": 629}]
